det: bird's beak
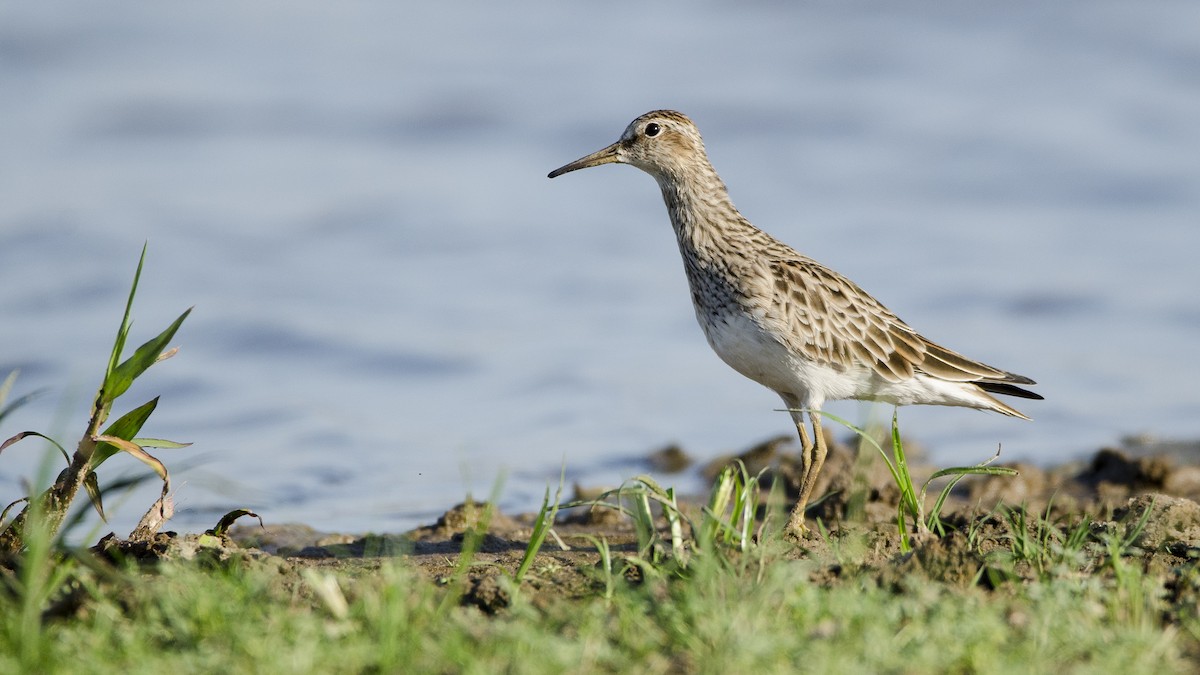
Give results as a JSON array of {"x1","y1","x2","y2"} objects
[{"x1": 547, "y1": 141, "x2": 623, "y2": 178}]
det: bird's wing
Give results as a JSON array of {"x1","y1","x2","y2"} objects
[{"x1": 766, "y1": 258, "x2": 1032, "y2": 386}]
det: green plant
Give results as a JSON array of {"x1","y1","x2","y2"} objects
[
  {"x1": 620, "y1": 475, "x2": 686, "y2": 565},
  {"x1": 817, "y1": 409, "x2": 1018, "y2": 552},
  {"x1": 998, "y1": 503, "x2": 1061, "y2": 579},
  {"x1": 980, "y1": 499, "x2": 1145, "y2": 588},
  {"x1": 582, "y1": 534, "x2": 616, "y2": 602},
  {"x1": 1100, "y1": 500, "x2": 1155, "y2": 580},
  {"x1": 563, "y1": 462, "x2": 770, "y2": 575},
  {"x1": 514, "y1": 467, "x2": 566, "y2": 584},
  {"x1": 0, "y1": 244, "x2": 190, "y2": 553},
  {"x1": 696, "y1": 460, "x2": 770, "y2": 554}
]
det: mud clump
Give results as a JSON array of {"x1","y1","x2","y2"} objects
[
  {"x1": 464, "y1": 573, "x2": 519, "y2": 614},
  {"x1": 959, "y1": 446, "x2": 1200, "y2": 520},
  {"x1": 1114, "y1": 493, "x2": 1200, "y2": 551},
  {"x1": 646, "y1": 443, "x2": 694, "y2": 473},
  {"x1": 93, "y1": 531, "x2": 269, "y2": 567}
]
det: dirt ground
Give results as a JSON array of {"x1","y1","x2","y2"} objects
[{"x1": 166, "y1": 431, "x2": 1200, "y2": 615}]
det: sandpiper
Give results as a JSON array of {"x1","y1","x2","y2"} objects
[{"x1": 549, "y1": 110, "x2": 1041, "y2": 534}]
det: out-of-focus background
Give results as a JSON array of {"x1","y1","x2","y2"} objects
[{"x1": 2, "y1": 2, "x2": 1198, "y2": 537}]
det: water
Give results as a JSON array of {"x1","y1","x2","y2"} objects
[{"x1": 2, "y1": 1, "x2": 1198, "y2": 537}]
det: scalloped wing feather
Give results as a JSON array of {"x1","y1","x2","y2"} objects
[{"x1": 768, "y1": 258, "x2": 1037, "y2": 392}]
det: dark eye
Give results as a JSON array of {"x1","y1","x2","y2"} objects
[{"x1": 644, "y1": 122, "x2": 661, "y2": 137}]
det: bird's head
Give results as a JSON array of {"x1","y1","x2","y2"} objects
[{"x1": 548, "y1": 110, "x2": 707, "y2": 182}]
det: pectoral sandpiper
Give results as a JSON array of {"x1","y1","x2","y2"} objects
[{"x1": 549, "y1": 110, "x2": 1041, "y2": 534}]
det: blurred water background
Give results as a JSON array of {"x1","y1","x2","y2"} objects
[{"x1": 2, "y1": 2, "x2": 1198, "y2": 537}]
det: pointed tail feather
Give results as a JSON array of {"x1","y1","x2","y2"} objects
[{"x1": 979, "y1": 381, "x2": 1043, "y2": 401}]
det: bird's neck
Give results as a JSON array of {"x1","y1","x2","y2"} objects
[{"x1": 655, "y1": 162, "x2": 757, "y2": 260}]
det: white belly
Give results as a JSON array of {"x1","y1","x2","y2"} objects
[
  {"x1": 697, "y1": 310, "x2": 856, "y2": 407},
  {"x1": 696, "y1": 309, "x2": 1000, "y2": 413}
]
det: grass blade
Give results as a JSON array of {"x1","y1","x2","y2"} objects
[
  {"x1": 91, "y1": 434, "x2": 169, "y2": 485},
  {"x1": 105, "y1": 308, "x2": 192, "y2": 401},
  {"x1": 92, "y1": 398, "x2": 159, "y2": 465},
  {"x1": 1, "y1": 431, "x2": 71, "y2": 465},
  {"x1": 83, "y1": 471, "x2": 106, "y2": 521},
  {"x1": 515, "y1": 466, "x2": 565, "y2": 584},
  {"x1": 209, "y1": 509, "x2": 263, "y2": 537},
  {"x1": 131, "y1": 438, "x2": 192, "y2": 449},
  {"x1": 105, "y1": 243, "x2": 148, "y2": 385}
]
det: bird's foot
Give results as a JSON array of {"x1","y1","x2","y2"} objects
[{"x1": 784, "y1": 500, "x2": 813, "y2": 542}]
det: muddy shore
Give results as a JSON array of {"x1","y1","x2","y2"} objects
[{"x1": 172, "y1": 432, "x2": 1200, "y2": 615}]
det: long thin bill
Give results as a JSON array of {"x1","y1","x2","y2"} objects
[{"x1": 547, "y1": 142, "x2": 622, "y2": 178}]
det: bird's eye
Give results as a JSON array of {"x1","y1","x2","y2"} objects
[{"x1": 644, "y1": 122, "x2": 661, "y2": 137}]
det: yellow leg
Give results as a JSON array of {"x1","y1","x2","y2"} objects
[
  {"x1": 786, "y1": 411, "x2": 829, "y2": 536},
  {"x1": 808, "y1": 411, "x2": 828, "y2": 507},
  {"x1": 787, "y1": 414, "x2": 815, "y2": 535}
]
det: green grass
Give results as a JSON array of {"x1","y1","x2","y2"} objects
[
  {"x1": 821, "y1": 409, "x2": 1019, "y2": 552},
  {"x1": 2, "y1": 452, "x2": 1196, "y2": 673},
  {"x1": 0, "y1": 536, "x2": 1189, "y2": 675},
  {"x1": 4, "y1": 475, "x2": 1194, "y2": 674}
]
